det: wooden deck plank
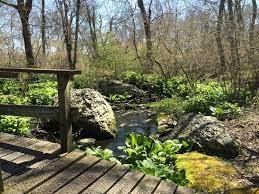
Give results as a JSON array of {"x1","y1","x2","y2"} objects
[
  {"x1": 131, "y1": 175, "x2": 161, "y2": 194},
  {"x1": 0, "y1": 133, "x2": 193, "y2": 194},
  {"x1": 175, "y1": 186, "x2": 195, "y2": 194},
  {"x1": 82, "y1": 164, "x2": 129, "y2": 194},
  {"x1": 54, "y1": 159, "x2": 115, "y2": 194},
  {"x1": 0, "y1": 133, "x2": 19, "y2": 143},
  {"x1": 2, "y1": 141, "x2": 60, "y2": 180},
  {"x1": 106, "y1": 169, "x2": 144, "y2": 194},
  {"x1": 30, "y1": 155, "x2": 100, "y2": 193},
  {"x1": 4, "y1": 150, "x2": 85, "y2": 193},
  {"x1": 0, "y1": 134, "x2": 32, "y2": 148},
  {"x1": 0, "y1": 138, "x2": 38, "y2": 158},
  {"x1": 0, "y1": 139, "x2": 47, "y2": 165},
  {"x1": 154, "y1": 180, "x2": 177, "y2": 194}
]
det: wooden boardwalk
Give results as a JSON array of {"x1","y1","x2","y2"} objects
[{"x1": 0, "y1": 133, "x2": 194, "y2": 194}]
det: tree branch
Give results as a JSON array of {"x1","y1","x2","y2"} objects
[{"x1": 0, "y1": 0, "x2": 17, "y2": 9}]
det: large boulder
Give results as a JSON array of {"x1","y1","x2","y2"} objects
[
  {"x1": 44, "y1": 88, "x2": 117, "y2": 139},
  {"x1": 98, "y1": 79, "x2": 146, "y2": 97},
  {"x1": 161, "y1": 113, "x2": 241, "y2": 158}
]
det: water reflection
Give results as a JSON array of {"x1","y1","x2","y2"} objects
[{"x1": 106, "y1": 109, "x2": 157, "y2": 155}]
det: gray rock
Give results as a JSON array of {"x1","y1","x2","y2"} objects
[
  {"x1": 98, "y1": 79, "x2": 146, "y2": 97},
  {"x1": 78, "y1": 138, "x2": 96, "y2": 145},
  {"x1": 44, "y1": 88, "x2": 117, "y2": 139},
  {"x1": 162, "y1": 113, "x2": 241, "y2": 158}
]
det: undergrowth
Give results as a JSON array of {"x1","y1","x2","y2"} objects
[{"x1": 86, "y1": 132, "x2": 189, "y2": 186}]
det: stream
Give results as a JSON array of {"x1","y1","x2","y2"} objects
[{"x1": 104, "y1": 107, "x2": 157, "y2": 154}]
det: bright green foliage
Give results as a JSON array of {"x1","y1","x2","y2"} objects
[
  {"x1": 210, "y1": 102, "x2": 241, "y2": 120},
  {"x1": 27, "y1": 82, "x2": 57, "y2": 105},
  {"x1": 0, "y1": 116, "x2": 31, "y2": 136},
  {"x1": 85, "y1": 133, "x2": 188, "y2": 185},
  {"x1": 96, "y1": 38, "x2": 141, "y2": 76},
  {"x1": 166, "y1": 77, "x2": 191, "y2": 97},
  {"x1": 119, "y1": 133, "x2": 182, "y2": 165},
  {"x1": 108, "y1": 93, "x2": 132, "y2": 103},
  {"x1": 86, "y1": 146, "x2": 121, "y2": 164},
  {"x1": 124, "y1": 71, "x2": 250, "y2": 119},
  {"x1": 119, "y1": 133, "x2": 188, "y2": 185},
  {"x1": 149, "y1": 98, "x2": 184, "y2": 118},
  {"x1": 0, "y1": 80, "x2": 22, "y2": 95},
  {"x1": 0, "y1": 80, "x2": 57, "y2": 136},
  {"x1": 27, "y1": 87, "x2": 57, "y2": 105},
  {"x1": 0, "y1": 95, "x2": 24, "y2": 104},
  {"x1": 122, "y1": 71, "x2": 191, "y2": 98},
  {"x1": 73, "y1": 74, "x2": 99, "y2": 89}
]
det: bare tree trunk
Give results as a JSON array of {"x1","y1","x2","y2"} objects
[
  {"x1": 73, "y1": 0, "x2": 81, "y2": 68},
  {"x1": 227, "y1": 0, "x2": 241, "y2": 91},
  {"x1": 216, "y1": 0, "x2": 226, "y2": 76},
  {"x1": 249, "y1": 0, "x2": 257, "y2": 69},
  {"x1": 85, "y1": 5, "x2": 98, "y2": 60},
  {"x1": 132, "y1": 17, "x2": 143, "y2": 67},
  {"x1": 63, "y1": 0, "x2": 73, "y2": 69},
  {"x1": 249, "y1": 0, "x2": 258, "y2": 93},
  {"x1": 0, "y1": 0, "x2": 35, "y2": 68},
  {"x1": 137, "y1": 0, "x2": 153, "y2": 73},
  {"x1": 41, "y1": 0, "x2": 46, "y2": 56}
]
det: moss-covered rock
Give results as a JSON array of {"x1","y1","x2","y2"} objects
[
  {"x1": 156, "y1": 114, "x2": 176, "y2": 133},
  {"x1": 175, "y1": 152, "x2": 244, "y2": 193}
]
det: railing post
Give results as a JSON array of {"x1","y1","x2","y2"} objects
[
  {"x1": 57, "y1": 73, "x2": 72, "y2": 153},
  {"x1": 0, "y1": 164, "x2": 4, "y2": 193}
]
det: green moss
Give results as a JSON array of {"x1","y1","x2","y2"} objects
[{"x1": 175, "y1": 152, "x2": 244, "y2": 192}]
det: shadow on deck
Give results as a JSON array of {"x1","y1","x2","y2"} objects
[{"x1": 0, "y1": 132, "x2": 195, "y2": 194}]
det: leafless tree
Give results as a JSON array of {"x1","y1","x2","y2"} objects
[{"x1": 0, "y1": 0, "x2": 35, "y2": 67}]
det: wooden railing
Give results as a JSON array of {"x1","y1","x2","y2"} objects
[
  {"x1": 0, "y1": 68, "x2": 81, "y2": 153},
  {"x1": 0, "y1": 68, "x2": 81, "y2": 193}
]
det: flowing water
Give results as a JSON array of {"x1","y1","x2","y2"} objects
[{"x1": 105, "y1": 108, "x2": 157, "y2": 154}]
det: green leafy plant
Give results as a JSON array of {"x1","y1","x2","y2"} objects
[
  {"x1": 210, "y1": 102, "x2": 241, "y2": 120},
  {"x1": 0, "y1": 80, "x2": 22, "y2": 95},
  {"x1": 86, "y1": 146, "x2": 121, "y2": 163},
  {"x1": 0, "y1": 116, "x2": 31, "y2": 136},
  {"x1": 108, "y1": 93, "x2": 132, "y2": 103},
  {"x1": 119, "y1": 133, "x2": 188, "y2": 185},
  {"x1": 0, "y1": 95, "x2": 25, "y2": 104},
  {"x1": 149, "y1": 98, "x2": 185, "y2": 118},
  {"x1": 27, "y1": 82, "x2": 57, "y2": 105},
  {"x1": 85, "y1": 133, "x2": 188, "y2": 185}
]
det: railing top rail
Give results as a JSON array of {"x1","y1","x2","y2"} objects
[{"x1": 0, "y1": 67, "x2": 81, "y2": 75}]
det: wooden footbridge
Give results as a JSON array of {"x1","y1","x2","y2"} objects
[
  {"x1": 0, "y1": 133, "x2": 194, "y2": 194},
  {"x1": 0, "y1": 68, "x2": 195, "y2": 193}
]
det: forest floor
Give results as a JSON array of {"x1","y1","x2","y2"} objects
[{"x1": 224, "y1": 108, "x2": 259, "y2": 187}]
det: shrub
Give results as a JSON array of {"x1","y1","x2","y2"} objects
[
  {"x1": 166, "y1": 77, "x2": 191, "y2": 97},
  {"x1": 0, "y1": 116, "x2": 31, "y2": 136},
  {"x1": 149, "y1": 98, "x2": 185, "y2": 118},
  {"x1": 184, "y1": 95, "x2": 211, "y2": 115},
  {"x1": 210, "y1": 102, "x2": 241, "y2": 120},
  {"x1": 73, "y1": 74, "x2": 95, "y2": 89}
]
